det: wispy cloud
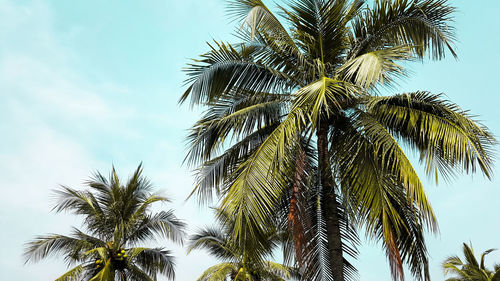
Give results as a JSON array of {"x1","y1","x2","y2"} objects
[{"x1": 0, "y1": 1, "x2": 217, "y2": 280}]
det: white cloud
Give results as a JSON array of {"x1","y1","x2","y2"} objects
[{"x1": 0, "y1": 1, "x2": 216, "y2": 280}]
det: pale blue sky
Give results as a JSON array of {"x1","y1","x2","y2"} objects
[{"x1": 0, "y1": 1, "x2": 499, "y2": 280}]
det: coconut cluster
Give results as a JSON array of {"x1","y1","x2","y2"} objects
[
  {"x1": 95, "y1": 259, "x2": 104, "y2": 269},
  {"x1": 114, "y1": 249, "x2": 128, "y2": 261},
  {"x1": 94, "y1": 249, "x2": 129, "y2": 269}
]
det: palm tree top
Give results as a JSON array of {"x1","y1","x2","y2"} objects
[
  {"x1": 24, "y1": 164, "x2": 186, "y2": 281},
  {"x1": 180, "y1": 1, "x2": 495, "y2": 281},
  {"x1": 443, "y1": 243, "x2": 500, "y2": 281},
  {"x1": 188, "y1": 210, "x2": 300, "y2": 280}
]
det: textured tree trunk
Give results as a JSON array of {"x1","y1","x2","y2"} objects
[{"x1": 317, "y1": 121, "x2": 344, "y2": 281}]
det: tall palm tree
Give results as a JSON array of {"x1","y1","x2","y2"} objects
[
  {"x1": 181, "y1": 1, "x2": 495, "y2": 280},
  {"x1": 443, "y1": 243, "x2": 500, "y2": 281},
  {"x1": 188, "y1": 211, "x2": 299, "y2": 280},
  {"x1": 24, "y1": 165, "x2": 186, "y2": 281}
]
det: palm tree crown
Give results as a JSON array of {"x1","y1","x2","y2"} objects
[
  {"x1": 188, "y1": 211, "x2": 299, "y2": 281},
  {"x1": 443, "y1": 243, "x2": 500, "y2": 281},
  {"x1": 181, "y1": 0, "x2": 495, "y2": 281},
  {"x1": 24, "y1": 165, "x2": 186, "y2": 281}
]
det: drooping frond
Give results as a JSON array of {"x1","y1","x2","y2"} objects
[
  {"x1": 127, "y1": 264, "x2": 155, "y2": 281},
  {"x1": 54, "y1": 264, "x2": 86, "y2": 281},
  {"x1": 228, "y1": 0, "x2": 296, "y2": 47},
  {"x1": 24, "y1": 232, "x2": 104, "y2": 264},
  {"x1": 184, "y1": 90, "x2": 286, "y2": 167},
  {"x1": 365, "y1": 92, "x2": 496, "y2": 182},
  {"x1": 190, "y1": 124, "x2": 279, "y2": 204},
  {"x1": 300, "y1": 179, "x2": 359, "y2": 281},
  {"x1": 219, "y1": 108, "x2": 304, "y2": 242},
  {"x1": 344, "y1": 110, "x2": 436, "y2": 228},
  {"x1": 127, "y1": 210, "x2": 186, "y2": 245},
  {"x1": 188, "y1": 227, "x2": 235, "y2": 260},
  {"x1": 351, "y1": 0, "x2": 457, "y2": 60},
  {"x1": 133, "y1": 247, "x2": 176, "y2": 280},
  {"x1": 180, "y1": 41, "x2": 293, "y2": 106},
  {"x1": 331, "y1": 113, "x2": 433, "y2": 281},
  {"x1": 195, "y1": 262, "x2": 237, "y2": 281}
]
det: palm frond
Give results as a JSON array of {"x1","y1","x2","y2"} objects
[
  {"x1": 346, "y1": 110, "x2": 436, "y2": 228},
  {"x1": 351, "y1": 0, "x2": 457, "y2": 59},
  {"x1": 365, "y1": 92, "x2": 496, "y2": 182},
  {"x1": 54, "y1": 264, "x2": 86, "y2": 281},
  {"x1": 24, "y1": 233, "x2": 100, "y2": 264},
  {"x1": 126, "y1": 264, "x2": 155, "y2": 281},
  {"x1": 188, "y1": 227, "x2": 235, "y2": 260},
  {"x1": 189, "y1": 124, "x2": 279, "y2": 204},
  {"x1": 180, "y1": 41, "x2": 293, "y2": 106},
  {"x1": 339, "y1": 45, "x2": 412, "y2": 88},
  {"x1": 128, "y1": 210, "x2": 186, "y2": 245},
  {"x1": 133, "y1": 247, "x2": 176, "y2": 280},
  {"x1": 195, "y1": 262, "x2": 237, "y2": 281},
  {"x1": 219, "y1": 108, "x2": 305, "y2": 242},
  {"x1": 89, "y1": 259, "x2": 114, "y2": 281},
  {"x1": 184, "y1": 90, "x2": 286, "y2": 167},
  {"x1": 293, "y1": 77, "x2": 359, "y2": 126}
]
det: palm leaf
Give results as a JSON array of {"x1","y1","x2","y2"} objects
[{"x1": 365, "y1": 92, "x2": 496, "y2": 182}]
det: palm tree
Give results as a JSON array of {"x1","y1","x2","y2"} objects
[
  {"x1": 181, "y1": 1, "x2": 495, "y2": 281},
  {"x1": 443, "y1": 243, "x2": 500, "y2": 281},
  {"x1": 24, "y1": 165, "x2": 186, "y2": 281},
  {"x1": 188, "y1": 211, "x2": 299, "y2": 281}
]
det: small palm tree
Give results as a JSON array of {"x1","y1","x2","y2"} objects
[
  {"x1": 188, "y1": 212, "x2": 298, "y2": 281},
  {"x1": 443, "y1": 243, "x2": 500, "y2": 281},
  {"x1": 24, "y1": 165, "x2": 186, "y2": 281}
]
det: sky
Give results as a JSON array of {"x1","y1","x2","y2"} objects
[{"x1": 0, "y1": 0, "x2": 499, "y2": 280}]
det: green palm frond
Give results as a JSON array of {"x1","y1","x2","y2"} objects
[
  {"x1": 54, "y1": 264, "x2": 86, "y2": 281},
  {"x1": 229, "y1": 0, "x2": 296, "y2": 46},
  {"x1": 127, "y1": 264, "x2": 155, "y2": 281},
  {"x1": 219, "y1": 108, "x2": 304, "y2": 241},
  {"x1": 133, "y1": 247, "x2": 176, "y2": 280},
  {"x1": 285, "y1": 0, "x2": 356, "y2": 65},
  {"x1": 190, "y1": 124, "x2": 279, "y2": 204},
  {"x1": 262, "y1": 261, "x2": 296, "y2": 279},
  {"x1": 365, "y1": 92, "x2": 496, "y2": 182},
  {"x1": 443, "y1": 243, "x2": 500, "y2": 281},
  {"x1": 351, "y1": 0, "x2": 456, "y2": 59},
  {"x1": 188, "y1": 227, "x2": 235, "y2": 260},
  {"x1": 481, "y1": 249, "x2": 497, "y2": 270},
  {"x1": 189, "y1": 211, "x2": 299, "y2": 281},
  {"x1": 185, "y1": 91, "x2": 286, "y2": 167},
  {"x1": 196, "y1": 262, "x2": 237, "y2": 281},
  {"x1": 347, "y1": 110, "x2": 436, "y2": 227},
  {"x1": 128, "y1": 210, "x2": 186, "y2": 244},
  {"x1": 339, "y1": 45, "x2": 412, "y2": 88},
  {"x1": 293, "y1": 77, "x2": 359, "y2": 126},
  {"x1": 89, "y1": 259, "x2": 114, "y2": 281},
  {"x1": 180, "y1": 41, "x2": 292, "y2": 106},
  {"x1": 24, "y1": 233, "x2": 99, "y2": 264}
]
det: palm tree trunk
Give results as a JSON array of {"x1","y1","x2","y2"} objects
[{"x1": 317, "y1": 121, "x2": 344, "y2": 281}]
